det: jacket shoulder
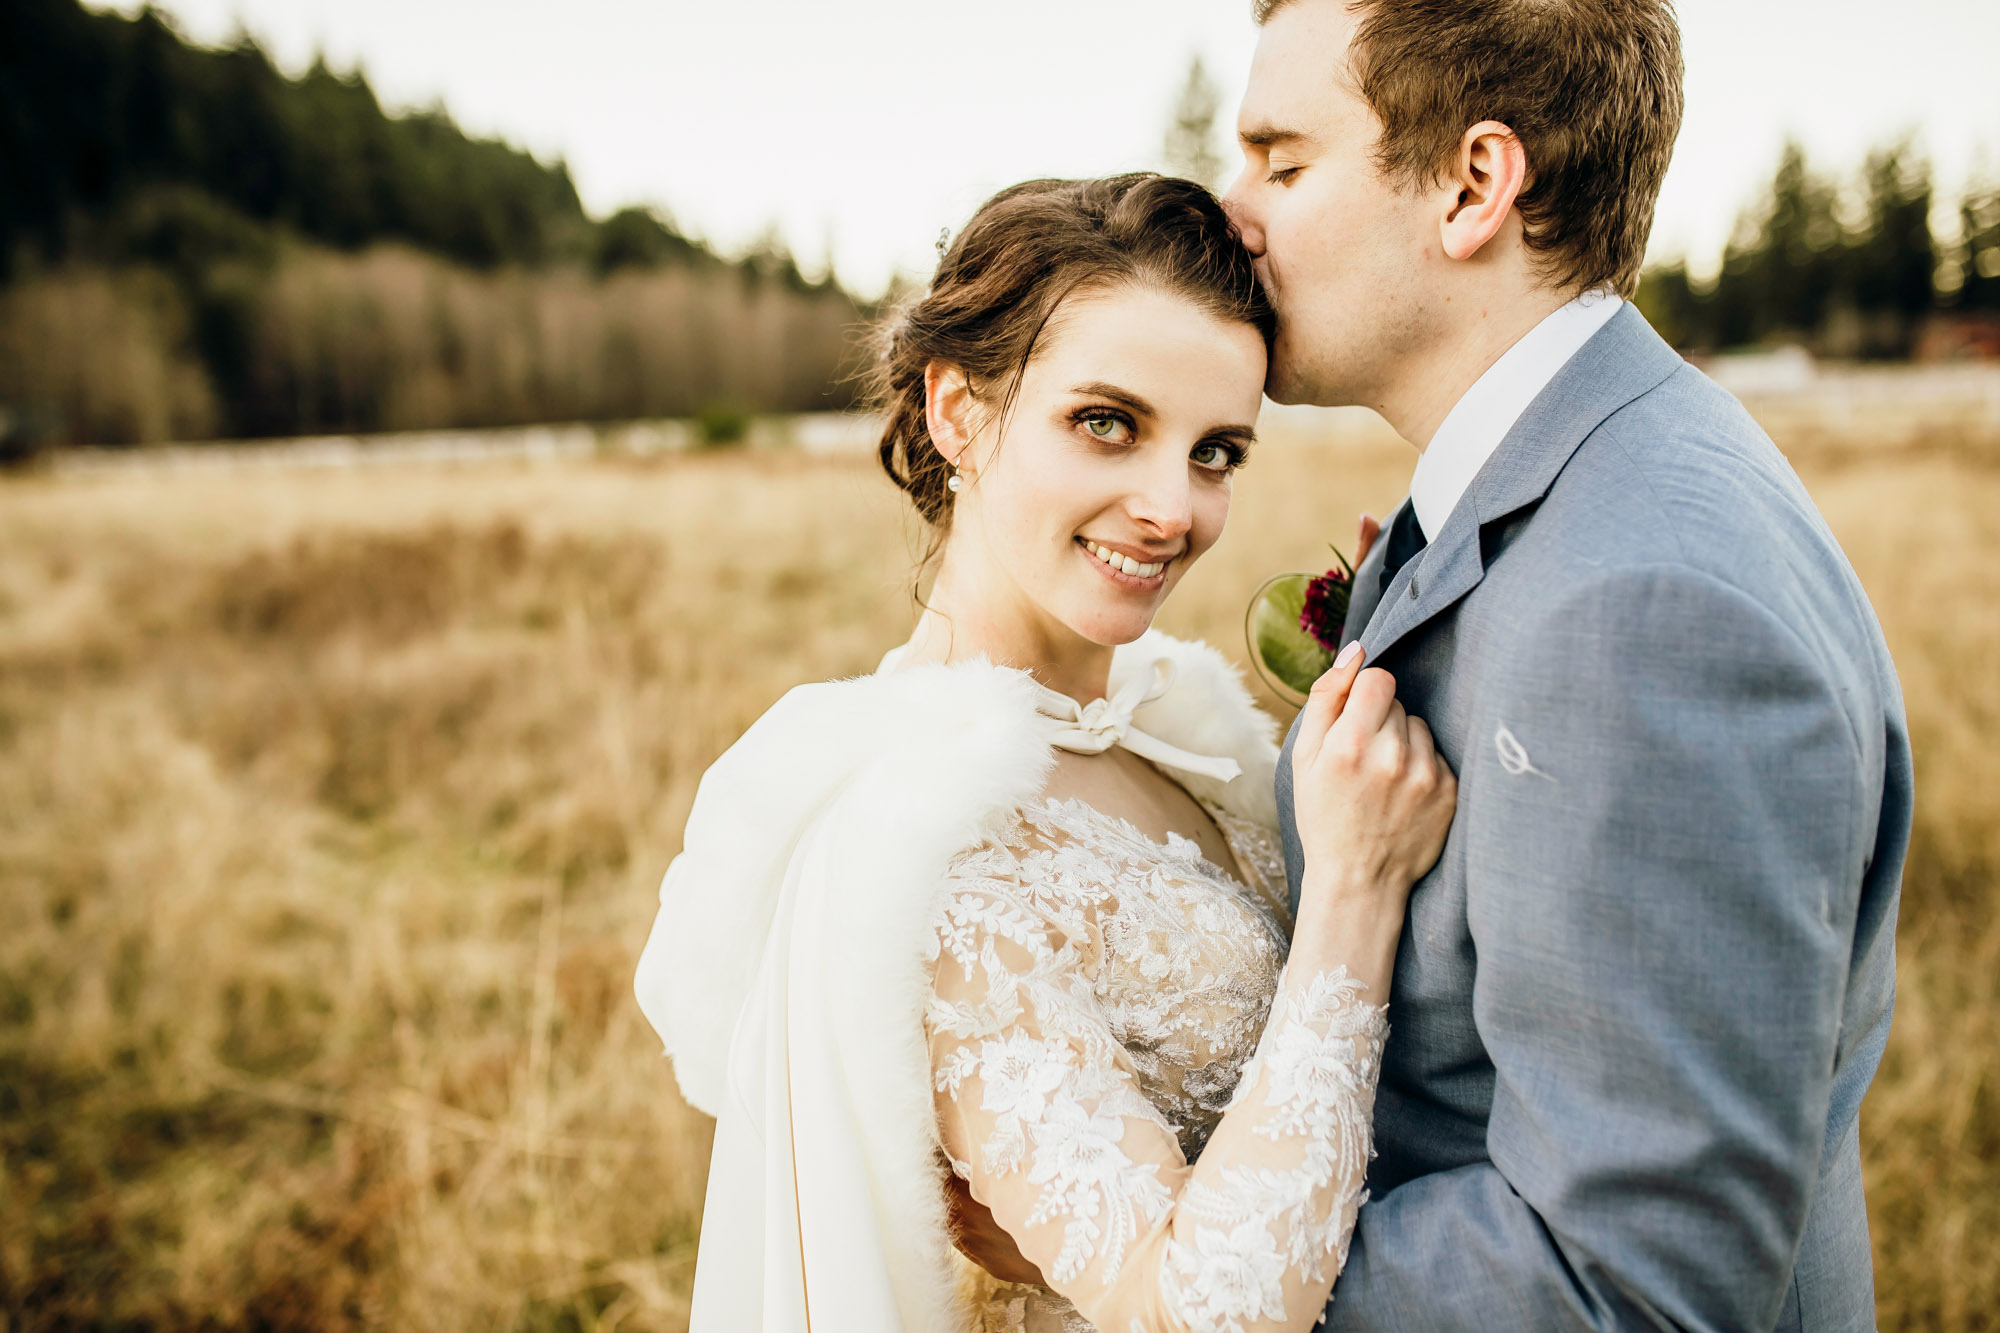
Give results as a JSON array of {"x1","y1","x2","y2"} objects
[
  {"x1": 1503, "y1": 370, "x2": 1898, "y2": 738},
  {"x1": 1540, "y1": 368, "x2": 1853, "y2": 603}
]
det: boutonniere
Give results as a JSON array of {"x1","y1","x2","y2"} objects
[{"x1": 1245, "y1": 545, "x2": 1357, "y2": 706}]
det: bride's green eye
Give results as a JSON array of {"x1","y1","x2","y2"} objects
[
  {"x1": 1076, "y1": 410, "x2": 1133, "y2": 443},
  {"x1": 1191, "y1": 440, "x2": 1246, "y2": 472}
]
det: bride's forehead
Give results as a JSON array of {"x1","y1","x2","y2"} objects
[{"x1": 1026, "y1": 290, "x2": 1265, "y2": 392}]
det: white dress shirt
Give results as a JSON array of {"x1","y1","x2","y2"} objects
[{"x1": 1406, "y1": 291, "x2": 1623, "y2": 539}]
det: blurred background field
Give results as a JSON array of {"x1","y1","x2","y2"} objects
[
  {"x1": 3, "y1": 413, "x2": 1997, "y2": 1331},
  {"x1": 4, "y1": 0, "x2": 1999, "y2": 1328}
]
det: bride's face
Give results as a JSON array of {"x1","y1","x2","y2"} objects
[{"x1": 937, "y1": 284, "x2": 1267, "y2": 649}]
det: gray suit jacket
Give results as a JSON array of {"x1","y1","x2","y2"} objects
[{"x1": 1277, "y1": 306, "x2": 1909, "y2": 1331}]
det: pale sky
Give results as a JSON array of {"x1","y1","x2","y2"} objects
[{"x1": 104, "y1": 0, "x2": 2000, "y2": 296}]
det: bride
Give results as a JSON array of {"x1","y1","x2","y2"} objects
[{"x1": 635, "y1": 174, "x2": 1455, "y2": 1333}]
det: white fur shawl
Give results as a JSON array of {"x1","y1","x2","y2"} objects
[{"x1": 634, "y1": 629, "x2": 1279, "y2": 1331}]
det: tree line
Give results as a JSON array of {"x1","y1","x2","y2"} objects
[
  {"x1": 1637, "y1": 140, "x2": 2000, "y2": 358},
  {"x1": 0, "y1": 0, "x2": 864, "y2": 448},
  {"x1": 8, "y1": 6, "x2": 1992, "y2": 450}
]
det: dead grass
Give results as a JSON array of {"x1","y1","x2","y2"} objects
[{"x1": 0, "y1": 416, "x2": 1992, "y2": 1329}]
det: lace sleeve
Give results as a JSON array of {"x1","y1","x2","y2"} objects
[{"x1": 926, "y1": 824, "x2": 1388, "y2": 1333}]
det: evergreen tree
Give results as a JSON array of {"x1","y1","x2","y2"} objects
[
  {"x1": 1958, "y1": 176, "x2": 2000, "y2": 312},
  {"x1": 0, "y1": 0, "x2": 628, "y2": 274},
  {"x1": 1638, "y1": 138, "x2": 1954, "y2": 357},
  {"x1": 0, "y1": 0, "x2": 864, "y2": 444},
  {"x1": 1632, "y1": 259, "x2": 1707, "y2": 351},
  {"x1": 1163, "y1": 56, "x2": 1226, "y2": 192},
  {"x1": 1709, "y1": 141, "x2": 1844, "y2": 347},
  {"x1": 596, "y1": 206, "x2": 713, "y2": 275},
  {"x1": 1844, "y1": 141, "x2": 1935, "y2": 354}
]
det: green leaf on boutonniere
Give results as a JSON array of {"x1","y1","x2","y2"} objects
[{"x1": 1245, "y1": 546, "x2": 1356, "y2": 706}]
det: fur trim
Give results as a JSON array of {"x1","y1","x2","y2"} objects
[
  {"x1": 814, "y1": 677, "x2": 1055, "y2": 1329},
  {"x1": 1115, "y1": 629, "x2": 1280, "y2": 828},
  {"x1": 635, "y1": 658, "x2": 1047, "y2": 1117}
]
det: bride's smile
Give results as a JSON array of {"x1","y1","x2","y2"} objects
[{"x1": 1076, "y1": 536, "x2": 1169, "y2": 585}]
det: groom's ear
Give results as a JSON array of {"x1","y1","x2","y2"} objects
[
  {"x1": 924, "y1": 361, "x2": 979, "y2": 468},
  {"x1": 1439, "y1": 120, "x2": 1529, "y2": 264}
]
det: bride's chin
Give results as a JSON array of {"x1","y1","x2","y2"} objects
[{"x1": 1066, "y1": 603, "x2": 1160, "y2": 648}]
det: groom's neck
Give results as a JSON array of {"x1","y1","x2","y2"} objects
[{"x1": 1379, "y1": 285, "x2": 1573, "y2": 454}]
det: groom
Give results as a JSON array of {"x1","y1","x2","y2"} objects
[{"x1": 1233, "y1": 1, "x2": 1910, "y2": 1329}]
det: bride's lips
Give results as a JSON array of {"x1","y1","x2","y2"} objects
[{"x1": 1076, "y1": 536, "x2": 1172, "y2": 590}]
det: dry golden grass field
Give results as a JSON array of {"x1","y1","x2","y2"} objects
[{"x1": 2, "y1": 411, "x2": 1996, "y2": 1330}]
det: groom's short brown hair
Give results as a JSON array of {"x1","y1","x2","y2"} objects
[{"x1": 1254, "y1": 0, "x2": 1683, "y2": 298}]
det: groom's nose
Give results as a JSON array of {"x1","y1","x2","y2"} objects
[{"x1": 1221, "y1": 175, "x2": 1265, "y2": 257}]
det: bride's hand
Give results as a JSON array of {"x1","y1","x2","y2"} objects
[{"x1": 1291, "y1": 645, "x2": 1455, "y2": 945}]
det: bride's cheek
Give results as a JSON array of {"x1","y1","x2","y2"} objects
[{"x1": 1190, "y1": 500, "x2": 1229, "y2": 561}]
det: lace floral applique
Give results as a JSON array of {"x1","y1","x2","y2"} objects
[
  {"x1": 1160, "y1": 969, "x2": 1387, "y2": 1330},
  {"x1": 1207, "y1": 806, "x2": 1293, "y2": 933},
  {"x1": 926, "y1": 798, "x2": 1387, "y2": 1333}
]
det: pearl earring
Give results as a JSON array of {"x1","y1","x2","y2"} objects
[{"x1": 946, "y1": 468, "x2": 964, "y2": 494}]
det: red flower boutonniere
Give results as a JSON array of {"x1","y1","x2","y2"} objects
[{"x1": 1245, "y1": 545, "x2": 1358, "y2": 705}]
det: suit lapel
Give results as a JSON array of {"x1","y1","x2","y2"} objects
[
  {"x1": 1362, "y1": 498, "x2": 1484, "y2": 659},
  {"x1": 1339, "y1": 508, "x2": 1396, "y2": 649},
  {"x1": 1360, "y1": 305, "x2": 1685, "y2": 660}
]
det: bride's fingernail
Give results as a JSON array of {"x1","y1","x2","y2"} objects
[{"x1": 1334, "y1": 642, "x2": 1363, "y2": 670}]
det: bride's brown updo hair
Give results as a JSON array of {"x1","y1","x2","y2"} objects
[{"x1": 869, "y1": 173, "x2": 1274, "y2": 528}]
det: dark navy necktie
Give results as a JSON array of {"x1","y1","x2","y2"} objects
[{"x1": 1378, "y1": 502, "x2": 1429, "y2": 596}]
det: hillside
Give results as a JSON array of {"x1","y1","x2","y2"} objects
[{"x1": 0, "y1": 0, "x2": 863, "y2": 448}]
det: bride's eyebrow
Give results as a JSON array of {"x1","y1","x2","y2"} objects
[{"x1": 1069, "y1": 382, "x2": 1154, "y2": 417}]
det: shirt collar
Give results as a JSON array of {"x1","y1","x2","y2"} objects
[{"x1": 1407, "y1": 290, "x2": 1623, "y2": 538}]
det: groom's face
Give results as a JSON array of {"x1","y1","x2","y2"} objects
[{"x1": 1224, "y1": 0, "x2": 1437, "y2": 406}]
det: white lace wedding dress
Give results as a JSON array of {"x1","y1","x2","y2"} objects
[
  {"x1": 637, "y1": 632, "x2": 1387, "y2": 1333},
  {"x1": 929, "y1": 797, "x2": 1388, "y2": 1333}
]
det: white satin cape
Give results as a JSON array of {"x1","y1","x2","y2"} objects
[{"x1": 634, "y1": 631, "x2": 1282, "y2": 1332}]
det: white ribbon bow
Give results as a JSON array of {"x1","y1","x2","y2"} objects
[{"x1": 1032, "y1": 657, "x2": 1242, "y2": 784}]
